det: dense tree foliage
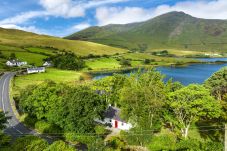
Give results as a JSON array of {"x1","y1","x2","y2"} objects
[
  {"x1": 19, "y1": 81, "x2": 107, "y2": 142},
  {"x1": 0, "y1": 111, "x2": 10, "y2": 147},
  {"x1": 11, "y1": 136, "x2": 48, "y2": 151},
  {"x1": 167, "y1": 84, "x2": 222, "y2": 139},
  {"x1": 44, "y1": 141, "x2": 75, "y2": 151},
  {"x1": 49, "y1": 53, "x2": 85, "y2": 70},
  {"x1": 15, "y1": 68, "x2": 226, "y2": 150},
  {"x1": 204, "y1": 67, "x2": 227, "y2": 100}
]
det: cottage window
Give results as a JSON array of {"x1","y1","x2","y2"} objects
[{"x1": 122, "y1": 123, "x2": 124, "y2": 126}]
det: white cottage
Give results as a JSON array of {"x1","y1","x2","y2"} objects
[
  {"x1": 95, "y1": 106, "x2": 132, "y2": 131},
  {"x1": 43, "y1": 61, "x2": 52, "y2": 67},
  {"x1": 6, "y1": 59, "x2": 27, "y2": 67},
  {"x1": 27, "y1": 67, "x2": 45, "y2": 74}
]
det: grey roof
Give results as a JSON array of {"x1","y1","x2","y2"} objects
[
  {"x1": 8, "y1": 59, "x2": 22, "y2": 63},
  {"x1": 27, "y1": 67, "x2": 45, "y2": 71},
  {"x1": 104, "y1": 106, "x2": 126, "y2": 122}
]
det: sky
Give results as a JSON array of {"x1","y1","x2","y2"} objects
[{"x1": 1, "y1": 0, "x2": 227, "y2": 37}]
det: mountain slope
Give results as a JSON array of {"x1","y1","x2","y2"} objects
[
  {"x1": 0, "y1": 28, "x2": 127, "y2": 56},
  {"x1": 66, "y1": 11, "x2": 227, "y2": 52}
]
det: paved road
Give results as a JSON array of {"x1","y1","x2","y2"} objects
[{"x1": 0, "y1": 73, "x2": 53, "y2": 143}]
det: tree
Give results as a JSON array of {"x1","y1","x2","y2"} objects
[
  {"x1": 9, "y1": 52, "x2": 16, "y2": 59},
  {"x1": 119, "y1": 70, "x2": 166, "y2": 146},
  {"x1": 12, "y1": 136, "x2": 48, "y2": 151},
  {"x1": 120, "y1": 70, "x2": 166, "y2": 130},
  {"x1": 167, "y1": 84, "x2": 222, "y2": 139},
  {"x1": 44, "y1": 140, "x2": 75, "y2": 151},
  {"x1": 50, "y1": 85, "x2": 107, "y2": 133},
  {"x1": 120, "y1": 59, "x2": 131, "y2": 67},
  {"x1": 19, "y1": 81, "x2": 65, "y2": 120},
  {"x1": 204, "y1": 67, "x2": 227, "y2": 100},
  {"x1": 50, "y1": 53, "x2": 85, "y2": 70},
  {"x1": 0, "y1": 111, "x2": 10, "y2": 146},
  {"x1": 92, "y1": 74, "x2": 128, "y2": 106}
]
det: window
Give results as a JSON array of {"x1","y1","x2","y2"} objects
[
  {"x1": 110, "y1": 119, "x2": 112, "y2": 122},
  {"x1": 122, "y1": 123, "x2": 124, "y2": 126}
]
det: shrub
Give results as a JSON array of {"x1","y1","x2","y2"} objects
[
  {"x1": 120, "y1": 59, "x2": 131, "y2": 66},
  {"x1": 44, "y1": 140, "x2": 75, "y2": 151},
  {"x1": 12, "y1": 136, "x2": 48, "y2": 151},
  {"x1": 148, "y1": 133, "x2": 177, "y2": 151},
  {"x1": 95, "y1": 125, "x2": 108, "y2": 135}
]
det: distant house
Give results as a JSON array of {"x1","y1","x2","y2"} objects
[
  {"x1": 27, "y1": 67, "x2": 45, "y2": 74},
  {"x1": 95, "y1": 105, "x2": 132, "y2": 131},
  {"x1": 6, "y1": 59, "x2": 27, "y2": 67},
  {"x1": 43, "y1": 61, "x2": 52, "y2": 67}
]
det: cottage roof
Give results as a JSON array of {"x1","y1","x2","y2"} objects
[
  {"x1": 104, "y1": 106, "x2": 126, "y2": 122},
  {"x1": 27, "y1": 67, "x2": 45, "y2": 71}
]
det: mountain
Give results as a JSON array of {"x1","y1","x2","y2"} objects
[
  {"x1": 0, "y1": 28, "x2": 127, "y2": 56},
  {"x1": 66, "y1": 11, "x2": 227, "y2": 52}
]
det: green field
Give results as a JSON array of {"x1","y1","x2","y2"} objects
[
  {"x1": 26, "y1": 47, "x2": 56, "y2": 56},
  {"x1": 1, "y1": 50, "x2": 47, "y2": 66},
  {"x1": 85, "y1": 58, "x2": 121, "y2": 70},
  {"x1": 13, "y1": 68, "x2": 82, "y2": 95},
  {"x1": 0, "y1": 28, "x2": 128, "y2": 56}
]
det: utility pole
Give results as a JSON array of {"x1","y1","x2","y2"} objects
[{"x1": 225, "y1": 124, "x2": 227, "y2": 151}]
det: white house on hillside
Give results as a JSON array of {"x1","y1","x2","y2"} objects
[
  {"x1": 6, "y1": 59, "x2": 27, "y2": 67},
  {"x1": 95, "y1": 105, "x2": 132, "y2": 131},
  {"x1": 27, "y1": 67, "x2": 45, "y2": 74},
  {"x1": 43, "y1": 61, "x2": 52, "y2": 67}
]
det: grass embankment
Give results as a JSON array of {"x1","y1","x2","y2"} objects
[{"x1": 12, "y1": 68, "x2": 82, "y2": 96}]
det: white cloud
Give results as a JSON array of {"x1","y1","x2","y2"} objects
[
  {"x1": 0, "y1": 11, "x2": 48, "y2": 25},
  {"x1": 0, "y1": 24, "x2": 43, "y2": 34},
  {"x1": 95, "y1": 0, "x2": 227, "y2": 26},
  {"x1": 72, "y1": 23, "x2": 91, "y2": 30},
  {"x1": 39, "y1": 0, "x2": 85, "y2": 18},
  {"x1": 96, "y1": 7, "x2": 153, "y2": 25},
  {"x1": 38, "y1": 0, "x2": 129, "y2": 18}
]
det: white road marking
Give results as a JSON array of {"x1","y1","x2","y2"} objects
[
  {"x1": 1, "y1": 75, "x2": 7, "y2": 113},
  {"x1": 13, "y1": 126, "x2": 23, "y2": 134}
]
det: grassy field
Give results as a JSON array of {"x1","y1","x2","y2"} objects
[
  {"x1": 26, "y1": 47, "x2": 56, "y2": 56},
  {"x1": 85, "y1": 58, "x2": 121, "y2": 70},
  {"x1": 0, "y1": 28, "x2": 128, "y2": 56},
  {"x1": 1, "y1": 50, "x2": 47, "y2": 66},
  {"x1": 13, "y1": 68, "x2": 82, "y2": 95},
  {"x1": 85, "y1": 53, "x2": 199, "y2": 70}
]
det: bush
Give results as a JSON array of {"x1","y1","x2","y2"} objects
[
  {"x1": 176, "y1": 139, "x2": 201, "y2": 151},
  {"x1": 44, "y1": 140, "x2": 75, "y2": 151},
  {"x1": 50, "y1": 52, "x2": 85, "y2": 70},
  {"x1": 95, "y1": 125, "x2": 108, "y2": 135},
  {"x1": 106, "y1": 136, "x2": 127, "y2": 150},
  {"x1": 12, "y1": 136, "x2": 48, "y2": 151},
  {"x1": 35, "y1": 121, "x2": 62, "y2": 134},
  {"x1": 120, "y1": 59, "x2": 131, "y2": 66},
  {"x1": 148, "y1": 133, "x2": 177, "y2": 151}
]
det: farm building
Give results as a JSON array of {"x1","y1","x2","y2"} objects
[
  {"x1": 95, "y1": 105, "x2": 132, "y2": 130},
  {"x1": 6, "y1": 59, "x2": 27, "y2": 67},
  {"x1": 43, "y1": 61, "x2": 52, "y2": 67},
  {"x1": 27, "y1": 67, "x2": 45, "y2": 74}
]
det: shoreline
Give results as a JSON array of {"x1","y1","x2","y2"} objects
[{"x1": 84, "y1": 60, "x2": 227, "y2": 79}]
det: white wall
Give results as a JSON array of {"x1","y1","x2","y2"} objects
[{"x1": 95, "y1": 118, "x2": 132, "y2": 131}]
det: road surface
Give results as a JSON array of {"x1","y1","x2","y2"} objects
[{"x1": 0, "y1": 73, "x2": 53, "y2": 142}]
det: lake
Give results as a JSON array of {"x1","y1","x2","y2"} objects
[{"x1": 93, "y1": 58, "x2": 227, "y2": 85}]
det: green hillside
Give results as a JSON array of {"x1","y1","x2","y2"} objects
[
  {"x1": 66, "y1": 11, "x2": 227, "y2": 52},
  {"x1": 0, "y1": 28, "x2": 127, "y2": 56}
]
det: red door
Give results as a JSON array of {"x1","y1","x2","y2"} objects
[{"x1": 115, "y1": 121, "x2": 118, "y2": 128}]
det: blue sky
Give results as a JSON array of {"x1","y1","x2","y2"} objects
[{"x1": 0, "y1": 0, "x2": 226, "y2": 37}]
